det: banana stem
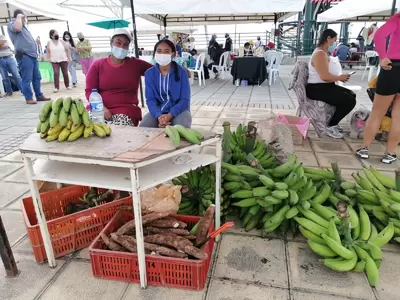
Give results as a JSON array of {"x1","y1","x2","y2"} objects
[
  {"x1": 222, "y1": 121, "x2": 232, "y2": 163},
  {"x1": 395, "y1": 170, "x2": 400, "y2": 192},
  {"x1": 244, "y1": 121, "x2": 257, "y2": 154},
  {"x1": 336, "y1": 201, "x2": 353, "y2": 245},
  {"x1": 246, "y1": 153, "x2": 268, "y2": 176},
  {"x1": 331, "y1": 162, "x2": 344, "y2": 192}
]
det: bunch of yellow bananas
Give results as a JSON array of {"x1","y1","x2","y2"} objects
[{"x1": 36, "y1": 97, "x2": 112, "y2": 142}]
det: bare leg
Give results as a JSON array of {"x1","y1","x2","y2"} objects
[
  {"x1": 362, "y1": 94, "x2": 395, "y2": 147},
  {"x1": 386, "y1": 94, "x2": 400, "y2": 153}
]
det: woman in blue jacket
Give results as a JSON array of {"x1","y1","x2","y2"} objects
[{"x1": 140, "y1": 39, "x2": 191, "y2": 128}]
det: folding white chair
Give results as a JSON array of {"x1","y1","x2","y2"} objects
[
  {"x1": 265, "y1": 51, "x2": 283, "y2": 85},
  {"x1": 182, "y1": 52, "x2": 192, "y2": 59},
  {"x1": 189, "y1": 53, "x2": 206, "y2": 86},
  {"x1": 212, "y1": 51, "x2": 230, "y2": 79},
  {"x1": 362, "y1": 50, "x2": 378, "y2": 80}
]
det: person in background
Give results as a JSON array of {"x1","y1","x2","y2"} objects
[
  {"x1": 85, "y1": 29, "x2": 152, "y2": 126},
  {"x1": 255, "y1": 36, "x2": 263, "y2": 48},
  {"x1": 224, "y1": 33, "x2": 232, "y2": 52},
  {"x1": 7, "y1": 9, "x2": 50, "y2": 104},
  {"x1": 0, "y1": 34, "x2": 22, "y2": 96},
  {"x1": 356, "y1": 13, "x2": 400, "y2": 164},
  {"x1": 335, "y1": 43, "x2": 350, "y2": 61},
  {"x1": 208, "y1": 34, "x2": 217, "y2": 56},
  {"x1": 140, "y1": 39, "x2": 191, "y2": 128},
  {"x1": 267, "y1": 41, "x2": 275, "y2": 50},
  {"x1": 349, "y1": 42, "x2": 358, "y2": 53},
  {"x1": 175, "y1": 37, "x2": 182, "y2": 57},
  {"x1": 63, "y1": 31, "x2": 78, "y2": 87},
  {"x1": 208, "y1": 42, "x2": 225, "y2": 78},
  {"x1": 306, "y1": 29, "x2": 356, "y2": 139},
  {"x1": 76, "y1": 32, "x2": 93, "y2": 75},
  {"x1": 188, "y1": 37, "x2": 196, "y2": 51},
  {"x1": 349, "y1": 42, "x2": 361, "y2": 62},
  {"x1": 47, "y1": 29, "x2": 70, "y2": 93},
  {"x1": 36, "y1": 36, "x2": 42, "y2": 56},
  {"x1": 244, "y1": 42, "x2": 253, "y2": 56}
]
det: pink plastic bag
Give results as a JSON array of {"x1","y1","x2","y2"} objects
[{"x1": 278, "y1": 114, "x2": 310, "y2": 139}]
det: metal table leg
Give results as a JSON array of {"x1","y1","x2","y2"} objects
[
  {"x1": 214, "y1": 140, "x2": 222, "y2": 242},
  {"x1": 130, "y1": 168, "x2": 147, "y2": 288},
  {"x1": 0, "y1": 216, "x2": 19, "y2": 277},
  {"x1": 22, "y1": 155, "x2": 56, "y2": 267}
]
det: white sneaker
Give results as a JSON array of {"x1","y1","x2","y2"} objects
[
  {"x1": 326, "y1": 126, "x2": 344, "y2": 139},
  {"x1": 53, "y1": 88, "x2": 59, "y2": 93},
  {"x1": 67, "y1": 87, "x2": 73, "y2": 90}
]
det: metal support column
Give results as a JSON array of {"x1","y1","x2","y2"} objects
[
  {"x1": 0, "y1": 216, "x2": 19, "y2": 277},
  {"x1": 273, "y1": 14, "x2": 277, "y2": 45},
  {"x1": 296, "y1": 12, "x2": 302, "y2": 56},
  {"x1": 303, "y1": 0, "x2": 314, "y2": 55},
  {"x1": 129, "y1": 0, "x2": 144, "y2": 107},
  {"x1": 341, "y1": 22, "x2": 349, "y2": 45}
]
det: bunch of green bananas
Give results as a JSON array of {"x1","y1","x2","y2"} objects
[
  {"x1": 172, "y1": 166, "x2": 231, "y2": 217},
  {"x1": 37, "y1": 98, "x2": 111, "y2": 142},
  {"x1": 164, "y1": 125, "x2": 203, "y2": 146}
]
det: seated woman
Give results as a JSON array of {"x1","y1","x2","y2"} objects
[
  {"x1": 85, "y1": 29, "x2": 152, "y2": 126},
  {"x1": 140, "y1": 39, "x2": 191, "y2": 128},
  {"x1": 306, "y1": 29, "x2": 356, "y2": 139}
]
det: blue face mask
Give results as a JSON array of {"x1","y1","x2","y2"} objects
[
  {"x1": 328, "y1": 42, "x2": 337, "y2": 53},
  {"x1": 111, "y1": 46, "x2": 129, "y2": 59}
]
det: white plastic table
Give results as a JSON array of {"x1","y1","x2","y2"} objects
[{"x1": 19, "y1": 126, "x2": 222, "y2": 288}]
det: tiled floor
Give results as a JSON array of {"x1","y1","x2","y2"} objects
[{"x1": 1, "y1": 65, "x2": 399, "y2": 300}]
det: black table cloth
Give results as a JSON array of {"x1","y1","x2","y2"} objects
[{"x1": 230, "y1": 57, "x2": 267, "y2": 86}]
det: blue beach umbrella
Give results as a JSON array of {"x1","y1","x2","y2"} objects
[{"x1": 87, "y1": 18, "x2": 130, "y2": 30}]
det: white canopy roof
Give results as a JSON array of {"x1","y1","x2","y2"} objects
[{"x1": 317, "y1": 0, "x2": 399, "y2": 22}]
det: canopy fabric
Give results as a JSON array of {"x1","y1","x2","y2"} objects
[
  {"x1": 317, "y1": 0, "x2": 399, "y2": 22},
  {"x1": 119, "y1": 0, "x2": 306, "y2": 14},
  {"x1": 87, "y1": 18, "x2": 130, "y2": 29}
]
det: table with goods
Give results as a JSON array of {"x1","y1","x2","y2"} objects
[
  {"x1": 19, "y1": 97, "x2": 222, "y2": 289},
  {"x1": 16, "y1": 99, "x2": 400, "y2": 291},
  {"x1": 230, "y1": 57, "x2": 267, "y2": 86}
]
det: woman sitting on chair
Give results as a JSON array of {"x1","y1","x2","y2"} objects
[
  {"x1": 140, "y1": 39, "x2": 192, "y2": 128},
  {"x1": 306, "y1": 29, "x2": 356, "y2": 139}
]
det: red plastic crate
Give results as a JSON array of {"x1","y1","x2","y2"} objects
[
  {"x1": 21, "y1": 185, "x2": 132, "y2": 263},
  {"x1": 89, "y1": 211, "x2": 214, "y2": 290}
]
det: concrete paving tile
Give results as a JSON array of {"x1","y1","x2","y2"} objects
[
  {"x1": 76, "y1": 247, "x2": 90, "y2": 259},
  {"x1": 3, "y1": 167, "x2": 28, "y2": 183},
  {"x1": 0, "y1": 210, "x2": 27, "y2": 246},
  {"x1": 375, "y1": 251, "x2": 400, "y2": 300},
  {"x1": 0, "y1": 162, "x2": 23, "y2": 179},
  {"x1": 0, "y1": 134, "x2": 14, "y2": 142},
  {"x1": 40, "y1": 261, "x2": 127, "y2": 300},
  {"x1": 197, "y1": 106, "x2": 224, "y2": 112},
  {"x1": 0, "y1": 126, "x2": 34, "y2": 135},
  {"x1": 294, "y1": 139, "x2": 313, "y2": 152},
  {"x1": 214, "y1": 235, "x2": 287, "y2": 287},
  {"x1": 215, "y1": 118, "x2": 245, "y2": 126},
  {"x1": 287, "y1": 242, "x2": 375, "y2": 300},
  {"x1": 247, "y1": 108, "x2": 271, "y2": 114},
  {"x1": 315, "y1": 153, "x2": 363, "y2": 169},
  {"x1": 0, "y1": 119, "x2": 27, "y2": 126},
  {"x1": 0, "y1": 253, "x2": 65, "y2": 300},
  {"x1": 347, "y1": 142, "x2": 386, "y2": 156},
  {"x1": 293, "y1": 290, "x2": 355, "y2": 300},
  {"x1": 361, "y1": 156, "x2": 400, "y2": 171},
  {"x1": 219, "y1": 112, "x2": 246, "y2": 119},
  {"x1": 295, "y1": 151, "x2": 319, "y2": 167},
  {"x1": 311, "y1": 140, "x2": 352, "y2": 154},
  {"x1": 192, "y1": 118, "x2": 216, "y2": 126},
  {"x1": 206, "y1": 279, "x2": 289, "y2": 300},
  {"x1": 0, "y1": 182, "x2": 29, "y2": 208},
  {"x1": 343, "y1": 135, "x2": 381, "y2": 145},
  {"x1": 308, "y1": 131, "x2": 344, "y2": 142},
  {"x1": 13, "y1": 236, "x2": 34, "y2": 253},
  {"x1": 192, "y1": 125, "x2": 213, "y2": 132},
  {"x1": 193, "y1": 111, "x2": 221, "y2": 118},
  {"x1": 223, "y1": 216, "x2": 263, "y2": 237},
  {"x1": 222, "y1": 107, "x2": 247, "y2": 112},
  {"x1": 0, "y1": 150, "x2": 23, "y2": 162},
  {"x1": 122, "y1": 283, "x2": 204, "y2": 299},
  {"x1": 211, "y1": 126, "x2": 224, "y2": 134},
  {"x1": 18, "y1": 119, "x2": 39, "y2": 127}
]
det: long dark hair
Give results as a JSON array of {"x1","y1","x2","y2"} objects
[
  {"x1": 153, "y1": 39, "x2": 180, "y2": 82},
  {"x1": 317, "y1": 29, "x2": 337, "y2": 47},
  {"x1": 63, "y1": 31, "x2": 75, "y2": 48},
  {"x1": 49, "y1": 29, "x2": 56, "y2": 39}
]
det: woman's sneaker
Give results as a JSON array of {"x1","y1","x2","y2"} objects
[
  {"x1": 326, "y1": 126, "x2": 343, "y2": 139},
  {"x1": 356, "y1": 147, "x2": 369, "y2": 159},
  {"x1": 381, "y1": 153, "x2": 397, "y2": 164}
]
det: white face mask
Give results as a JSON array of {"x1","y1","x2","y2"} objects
[
  {"x1": 155, "y1": 53, "x2": 172, "y2": 66},
  {"x1": 111, "y1": 46, "x2": 129, "y2": 60},
  {"x1": 65, "y1": 37, "x2": 70, "y2": 41}
]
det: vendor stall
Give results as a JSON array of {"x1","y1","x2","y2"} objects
[{"x1": 19, "y1": 125, "x2": 221, "y2": 288}]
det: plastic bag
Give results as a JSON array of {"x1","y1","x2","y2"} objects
[
  {"x1": 368, "y1": 76, "x2": 378, "y2": 88},
  {"x1": 141, "y1": 184, "x2": 182, "y2": 213},
  {"x1": 256, "y1": 113, "x2": 294, "y2": 162}
]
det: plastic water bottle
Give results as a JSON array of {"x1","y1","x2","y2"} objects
[{"x1": 89, "y1": 89, "x2": 104, "y2": 123}]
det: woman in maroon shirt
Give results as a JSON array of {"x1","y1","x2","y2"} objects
[{"x1": 85, "y1": 28, "x2": 152, "y2": 126}]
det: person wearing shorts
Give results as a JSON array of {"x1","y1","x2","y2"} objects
[{"x1": 356, "y1": 13, "x2": 400, "y2": 164}]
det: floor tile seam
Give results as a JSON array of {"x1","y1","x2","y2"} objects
[
  {"x1": 209, "y1": 276, "x2": 290, "y2": 291},
  {"x1": 0, "y1": 163, "x2": 25, "y2": 181},
  {"x1": 291, "y1": 287, "x2": 374, "y2": 300},
  {"x1": 34, "y1": 256, "x2": 79, "y2": 300},
  {"x1": 284, "y1": 238, "x2": 293, "y2": 298},
  {"x1": 203, "y1": 237, "x2": 223, "y2": 300}
]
